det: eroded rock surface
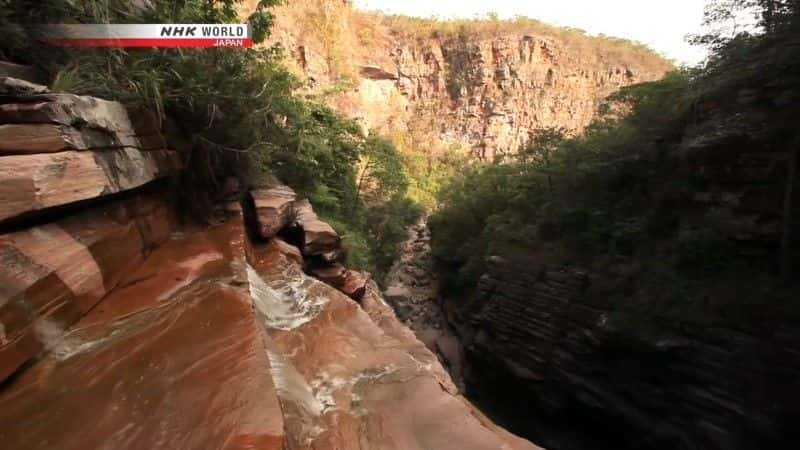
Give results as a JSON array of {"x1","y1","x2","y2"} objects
[
  {"x1": 0, "y1": 194, "x2": 173, "y2": 381},
  {"x1": 260, "y1": 0, "x2": 671, "y2": 160},
  {"x1": 0, "y1": 219, "x2": 284, "y2": 450},
  {"x1": 0, "y1": 93, "x2": 177, "y2": 225},
  {"x1": 248, "y1": 240, "x2": 540, "y2": 450}
]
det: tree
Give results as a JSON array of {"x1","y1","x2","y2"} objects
[{"x1": 518, "y1": 127, "x2": 568, "y2": 200}]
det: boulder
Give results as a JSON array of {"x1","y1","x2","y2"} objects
[
  {"x1": 310, "y1": 263, "x2": 347, "y2": 286},
  {"x1": 251, "y1": 185, "x2": 296, "y2": 238},
  {"x1": 309, "y1": 263, "x2": 370, "y2": 301},
  {"x1": 292, "y1": 199, "x2": 340, "y2": 256},
  {"x1": 0, "y1": 148, "x2": 180, "y2": 224},
  {"x1": 340, "y1": 270, "x2": 369, "y2": 300},
  {"x1": 270, "y1": 238, "x2": 303, "y2": 265}
]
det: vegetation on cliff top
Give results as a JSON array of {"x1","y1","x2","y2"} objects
[
  {"x1": 0, "y1": 0, "x2": 420, "y2": 282},
  {"x1": 430, "y1": 0, "x2": 800, "y2": 333},
  {"x1": 383, "y1": 14, "x2": 672, "y2": 71}
]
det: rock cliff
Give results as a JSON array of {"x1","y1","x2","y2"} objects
[
  {"x1": 257, "y1": 0, "x2": 671, "y2": 160},
  {"x1": 447, "y1": 256, "x2": 800, "y2": 450},
  {"x1": 0, "y1": 70, "x2": 537, "y2": 450}
]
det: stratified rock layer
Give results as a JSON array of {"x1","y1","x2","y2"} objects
[
  {"x1": 453, "y1": 257, "x2": 800, "y2": 450},
  {"x1": 0, "y1": 194, "x2": 173, "y2": 381},
  {"x1": 0, "y1": 66, "x2": 535, "y2": 450},
  {"x1": 0, "y1": 220, "x2": 284, "y2": 450},
  {"x1": 292, "y1": 198, "x2": 341, "y2": 258},
  {"x1": 260, "y1": 0, "x2": 671, "y2": 160},
  {"x1": 0, "y1": 93, "x2": 178, "y2": 225},
  {"x1": 251, "y1": 185, "x2": 297, "y2": 238}
]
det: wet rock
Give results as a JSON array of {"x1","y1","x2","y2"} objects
[
  {"x1": 248, "y1": 243, "x2": 540, "y2": 449},
  {"x1": 251, "y1": 185, "x2": 297, "y2": 238},
  {"x1": 0, "y1": 220, "x2": 284, "y2": 450},
  {"x1": 0, "y1": 148, "x2": 180, "y2": 224},
  {"x1": 310, "y1": 263, "x2": 368, "y2": 301},
  {"x1": 292, "y1": 199, "x2": 340, "y2": 257},
  {"x1": 0, "y1": 194, "x2": 173, "y2": 382}
]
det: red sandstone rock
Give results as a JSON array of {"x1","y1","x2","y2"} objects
[
  {"x1": 0, "y1": 148, "x2": 180, "y2": 224},
  {"x1": 0, "y1": 123, "x2": 157, "y2": 155},
  {"x1": 340, "y1": 270, "x2": 369, "y2": 300},
  {"x1": 0, "y1": 220, "x2": 284, "y2": 450},
  {"x1": 0, "y1": 195, "x2": 173, "y2": 382},
  {"x1": 310, "y1": 263, "x2": 369, "y2": 301},
  {"x1": 0, "y1": 94, "x2": 160, "y2": 150},
  {"x1": 270, "y1": 237, "x2": 304, "y2": 265},
  {"x1": 292, "y1": 198, "x2": 341, "y2": 257},
  {"x1": 310, "y1": 262, "x2": 347, "y2": 285},
  {"x1": 247, "y1": 243, "x2": 541, "y2": 450},
  {"x1": 251, "y1": 185, "x2": 297, "y2": 238}
]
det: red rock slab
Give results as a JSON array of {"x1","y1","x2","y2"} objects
[
  {"x1": 0, "y1": 123, "x2": 159, "y2": 155},
  {"x1": 0, "y1": 94, "x2": 162, "y2": 150},
  {"x1": 339, "y1": 270, "x2": 369, "y2": 300},
  {"x1": 248, "y1": 243, "x2": 541, "y2": 450},
  {"x1": 81, "y1": 219, "x2": 246, "y2": 328},
  {"x1": 310, "y1": 263, "x2": 369, "y2": 300},
  {"x1": 0, "y1": 242, "x2": 283, "y2": 450},
  {"x1": 270, "y1": 237, "x2": 303, "y2": 265},
  {"x1": 292, "y1": 198, "x2": 341, "y2": 257},
  {"x1": 0, "y1": 148, "x2": 179, "y2": 224},
  {"x1": 0, "y1": 195, "x2": 173, "y2": 382},
  {"x1": 251, "y1": 185, "x2": 296, "y2": 238}
]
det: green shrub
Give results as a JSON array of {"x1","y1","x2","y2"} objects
[{"x1": 0, "y1": 0, "x2": 420, "y2": 280}]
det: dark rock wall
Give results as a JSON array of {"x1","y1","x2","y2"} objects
[{"x1": 455, "y1": 257, "x2": 800, "y2": 450}]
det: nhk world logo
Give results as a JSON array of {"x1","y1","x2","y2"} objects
[{"x1": 41, "y1": 24, "x2": 252, "y2": 48}]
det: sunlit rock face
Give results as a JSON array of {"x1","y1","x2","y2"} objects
[
  {"x1": 257, "y1": 0, "x2": 672, "y2": 160},
  {"x1": 0, "y1": 86, "x2": 176, "y2": 380}
]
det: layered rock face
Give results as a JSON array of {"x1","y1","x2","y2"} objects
[
  {"x1": 447, "y1": 256, "x2": 800, "y2": 450},
  {"x1": 262, "y1": 0, "x2": 672, "y2": 160},
  {"x1": 0, "y1": 77, "x2": 178, "y2": 381},
  {"x1": 0, "y1": 71, "x2": 536, "y2": 449}
]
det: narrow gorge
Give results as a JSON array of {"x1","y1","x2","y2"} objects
[
  {"x1": 2, "y1": 1, "x2": 799, "y2": 449},
  {"x1": 0, "y1": 72, "x2": 538, "y2": 450}
]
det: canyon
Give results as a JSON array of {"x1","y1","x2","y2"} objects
[
  {"x1": 2, "y1": 1, "x2": 798, "y2": 449},
  {"x1": 260, "y1": 0, "x2": 671, "y2": 160},
  {"x1": 0, "y1": 69, "x2": 538, "y2": 449}
]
